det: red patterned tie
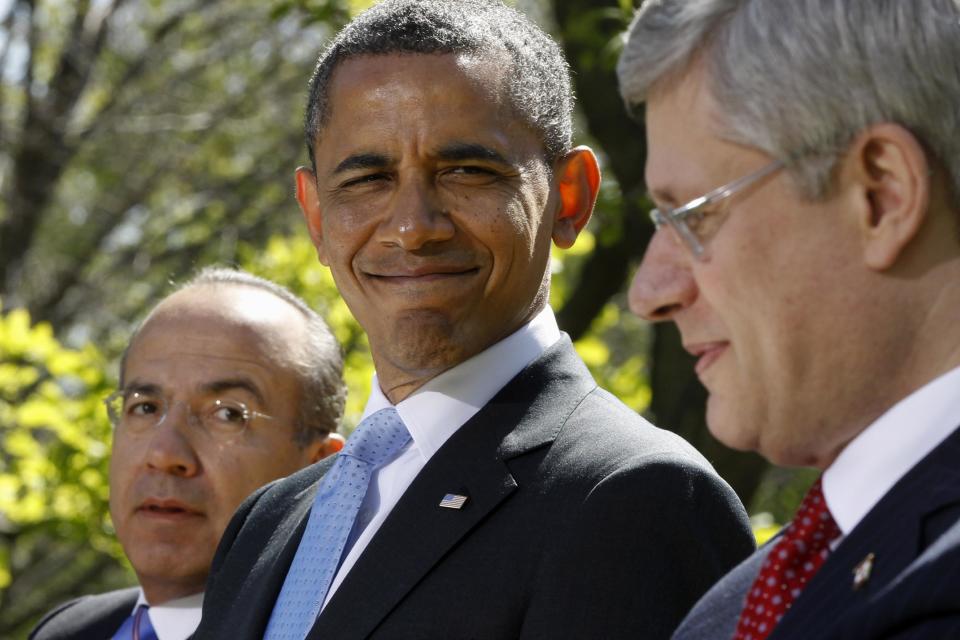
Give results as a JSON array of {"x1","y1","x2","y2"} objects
[{"x1": 734, "y1": 477, "x2": 840, "y2": 640}]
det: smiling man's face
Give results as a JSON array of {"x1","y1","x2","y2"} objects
[
  {"x1": 108, "y1": 286, "x2": 323, "y2": 603},
  {"x1": 296, "y1": 53, "x2": 566, "y2": 401}
]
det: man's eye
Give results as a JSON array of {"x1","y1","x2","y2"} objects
[
  {"x1": 211, "y1": 402, "x2": 247, "y2": 424},
  {"x1": 682, "y1": 207, "x2": 726, "y2": 240},
  {"x1": 451, "y1": 166, "x2": 491, "y2": 174},
  {"x1": 340, "y1": 173, "x2": 388, "y2": 189},
  {"x1": 442, "y1": 166, "x2": 499, "y2": 184},
  {"x1": 683, "y1": 209, "x2": 707, "y2": 233},
  {"x1": 128, "y1": 400, "x2": 160, "y2": 417}
]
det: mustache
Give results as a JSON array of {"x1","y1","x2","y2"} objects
[{"x1": 127, "y1": 476, "x2": 208, "y2": 513}]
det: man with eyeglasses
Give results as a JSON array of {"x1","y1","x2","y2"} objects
[
  {"x1": 619, "y1": 1, "x2": 960, "y2": 639},
  {"x1": 30, "y1": 268, "x2": 346, "y2": 640}
]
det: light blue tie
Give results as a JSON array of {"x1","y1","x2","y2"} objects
[
  {"x1": 112, "y1": 604, "x2": 157, "y2": 640},
  {"x1": 264, "y1": 407, "x2": 411, "y2": 640}
]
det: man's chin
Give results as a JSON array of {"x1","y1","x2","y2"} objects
[
  {"x1": 131, "y1": 546, "x2": 210, "y2": 578},
  {"x1": 380, "y1": 315, "x2": 467, "y2": 369},
  {"x1": 705, "y1": 397, "x2": 761, "y2": 454}
]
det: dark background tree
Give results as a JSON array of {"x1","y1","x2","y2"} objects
[{"x1": 549, "y1": 0, "x2": 768, "y2": 500}]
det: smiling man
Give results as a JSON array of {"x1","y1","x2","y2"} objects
[
  {"x1": 193, "y1": 2, "x2": 753, "y2": 639},
  {"x1": 30, "y1": 268, "x2": 345, "y2": 640},
  {"x1": 619, "y1": 1, "x2": 960, "y2": 638}
]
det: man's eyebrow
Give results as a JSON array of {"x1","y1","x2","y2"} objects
[
  {"x1": 202, "y1": 378, "x2": 267, "y2": 406},
  {"x1": 121, "y1": 379, "x2": 268, "y2": 405},
  {"x1": 647, "y1": 186, "x2": 680, "y2": 208},
  {"x1": 331, "y1": 153, "x2": 392, "y2": 175},
  {"x1": 122, "y1": 382, "x2": 162, "y2": 397},
  {"x1": 436, "y1": 143, "x2": 509, "y2": 164}
]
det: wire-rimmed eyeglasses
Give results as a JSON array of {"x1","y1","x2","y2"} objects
[
  {"x1": 104, "y1": 390, "x2": 276, "y2": 438},
  {"x1": 649, "y1": 159, "x2": 784, "y2": 259}
]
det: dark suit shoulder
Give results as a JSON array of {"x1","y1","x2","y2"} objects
[
  {"x1": 517, "y1": 385, "x2": 755, "y2": 640},
  {"x1": 30, "y1": 587, "x2": 138, "y2": 640},
  {"x1": 553, "y1": 385, "x2": 726, "y2": 479},
  {"x1": 553, "y1": 386, "x2": 753, "y2": 565}
]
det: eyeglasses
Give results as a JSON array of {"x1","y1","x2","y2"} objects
[
  {"x1": 649, "y1": 159, "x2": 784, "y2": 259},
  {"x1": 104, "y1": 390, "x2": 276, "y2": 438}
]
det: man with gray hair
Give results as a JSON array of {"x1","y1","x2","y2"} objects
[
  {"x1": 31, "y1": 267, "x2": 346, "y2": 640},
  {"x1": 619, "y1": 1, "x2": 960, "y2": 638}
]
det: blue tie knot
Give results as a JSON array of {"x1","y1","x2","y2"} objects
[{"x1": 341, "y1": 407, "x2": 410, "y2": 468}]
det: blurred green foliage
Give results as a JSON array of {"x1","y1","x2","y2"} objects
[
  {"x1": 0, "y1": 300, "x2": 132, "y2": 636},
  {"x1": 0, "y1": 301, "x2": 120, "y2": 578}
]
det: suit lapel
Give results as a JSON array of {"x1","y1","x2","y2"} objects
[
  {"x1": 212, "y1": 458, "x2": 335, "y2": 639},
  {"x1": 308, "y1": 338, "x2": 596, "y2": 639},
  {"x1": 36, "y1": 588, "x2": 138, "y2": 640},
  {"x1": 771, "y1": 424, "x2": 960, "y2": 640},
  {"x1": 238, "y1": 488, "x2": 317, "y2": 635}
]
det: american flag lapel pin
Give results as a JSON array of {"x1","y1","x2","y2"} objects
[
  {"x1": 852, "y1": 552, "x2": 875, "y2": 590},
  {"x1": 439, "y1": 493, "x2": 469, "y2": 509}
]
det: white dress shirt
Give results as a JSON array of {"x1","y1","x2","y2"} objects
[
  {"x1": 823, "y1": 364, "x2": 960, "y2": 539},
  {"x1": 321, "y1": 305, "x2": 562, "y2": 609},
  {"x1": 132, "y1": 590, "x2": 203, "y2": 640}
]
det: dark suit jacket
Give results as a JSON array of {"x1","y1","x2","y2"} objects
[
  {"x1": 29, "y1": 587, "x2": 138, "y2": 640},
  {"x1": 673, "y1": 423, "x2": 960, "y2": 640},
  {"x1": 194, "y1": 338, "x2": 755, "y2": 640}
]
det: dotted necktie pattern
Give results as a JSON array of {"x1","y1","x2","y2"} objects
[
  {"x1": 264, "y1": 407, "x2": 411, "y2": 640},
  {"x1": 734, "y1": 477, "x2": 841, "y2": 640},
  {"x1": 111, "y1": 604, "x2": 157, "y2": 640}
]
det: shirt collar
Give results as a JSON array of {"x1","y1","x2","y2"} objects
[
  {"x1": 135, "y1": 590, "x2": 204, "y2": 640},
  {"x1": 361, "y1": 306, "x2": 562, "y2": 462},
  {"x1": 823, "y1": 364, "x2": 960, "y2": 536}
]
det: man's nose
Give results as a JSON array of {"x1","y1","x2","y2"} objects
[
  {"x1": 376, "y1": 177, "x2": 455, "y2": 250},
  {"x1": 144, "y1": 403, "x2": 201, "y2": 477},
  {"x1": 628, "y1": 228, "x2": 698, "y2": 322}
]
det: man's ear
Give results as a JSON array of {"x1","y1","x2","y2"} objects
[
  {"x1": 307, "y1": 432, "x2": 345, "y2": 464},
  {"x1": 552, "y1": 146, "x2": 601, "y2": 249},
  {"x1": 847, "y1": 123, "x2": 931, "y2": 271},
  {"x1": 295, "y1": 166, "x2": 329, "y2": 265}
]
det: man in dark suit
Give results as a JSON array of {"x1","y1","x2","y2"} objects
[
  {"x1": 30, "y1": 268, "x2": 346, "y2": 640},
  {"x1": 618, "y1": 1, "x2": 960, "y2": 638},
  {"x1": 192, "y1": 1, "x2": 755, "y2": 639}
]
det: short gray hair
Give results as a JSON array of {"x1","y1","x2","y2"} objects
[
  {"x1": 618, "y1": 0, "x2": 960, "y2": 202},
  {"x1": 121, "y1": 267, "x2": 346, "y2": 447}
]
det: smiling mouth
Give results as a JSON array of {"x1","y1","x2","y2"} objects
[
  {"x1": 687, "y1": 342, "x2": 729, "y2": 377},
  {"x1": 366, "y1": 268, "x2": 479, "y2": 282}
]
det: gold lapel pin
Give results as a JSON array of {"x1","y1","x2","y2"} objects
[
  {"x1": 852, "y1": 552, "x2": 875, "y2": 590},
  {"x1": 439, "y1": 493, "x2": 469, "y2": 509}
]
